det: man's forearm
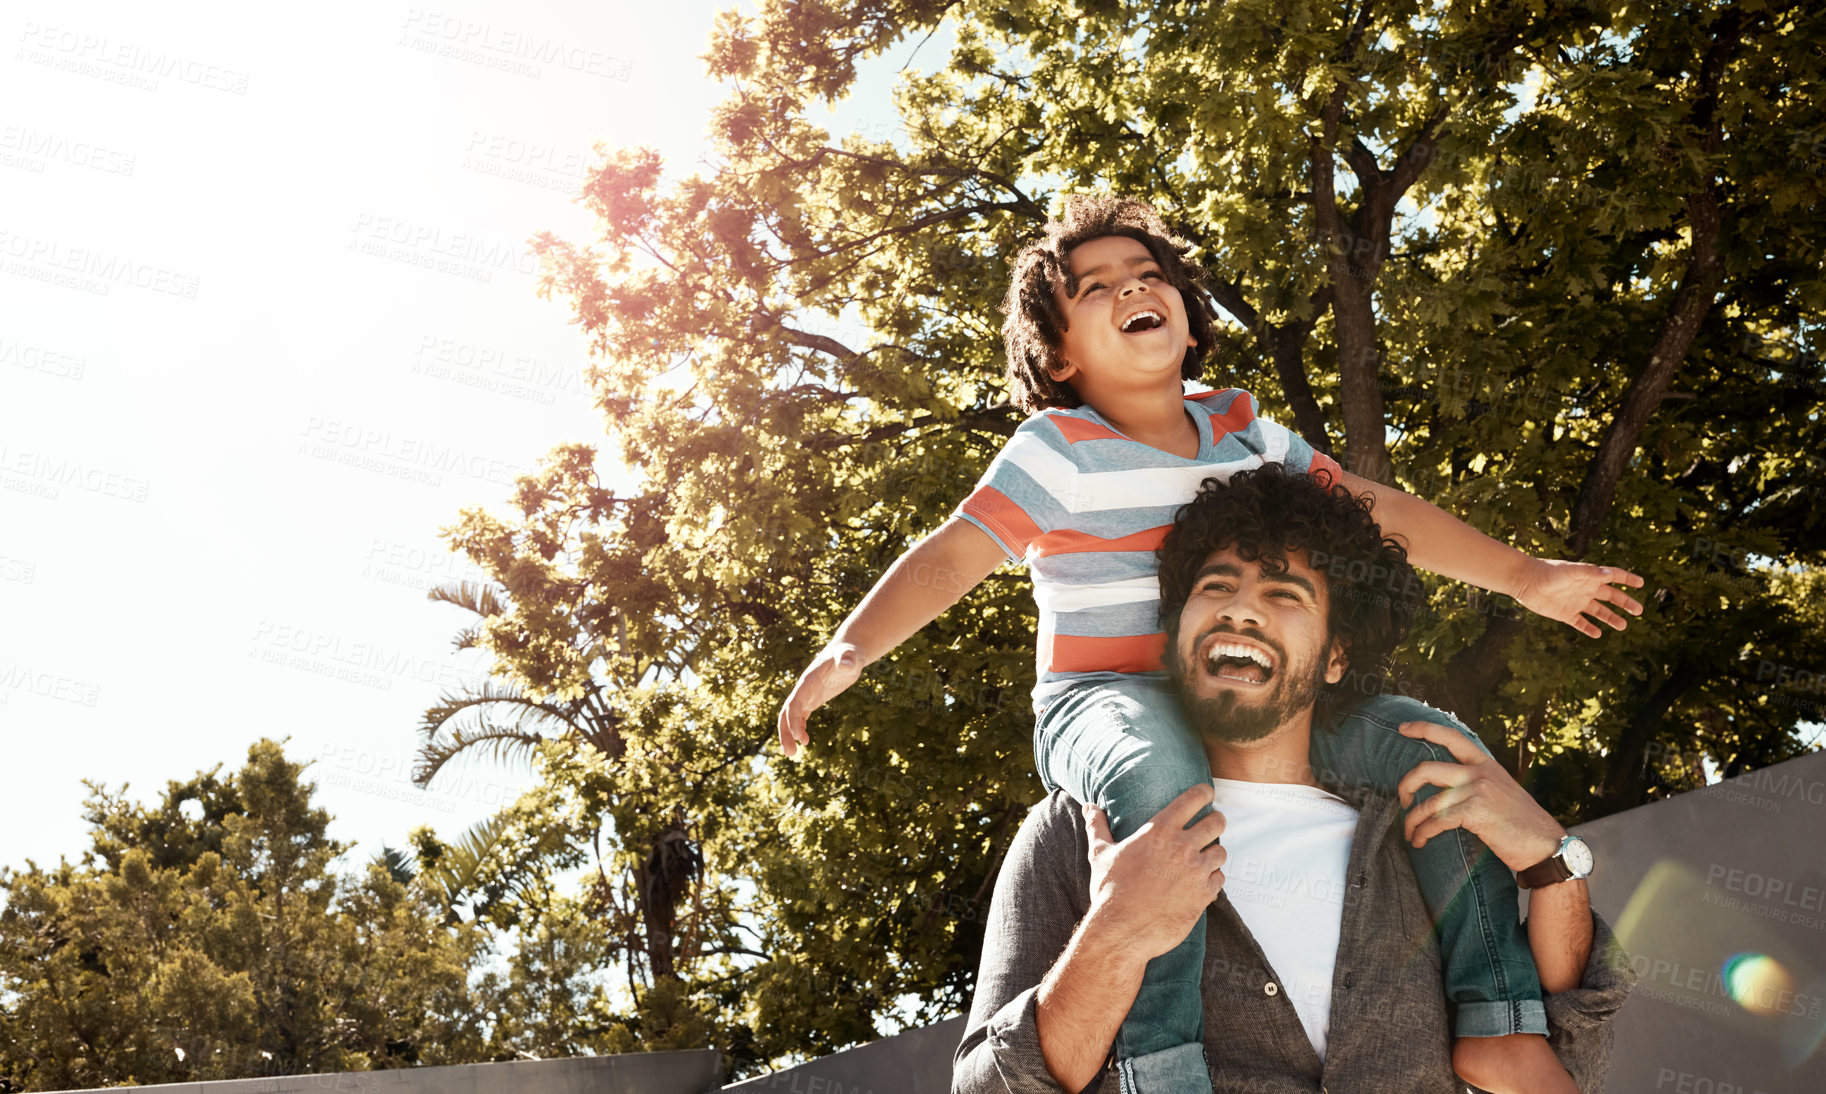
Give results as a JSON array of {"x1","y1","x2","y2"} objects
[
  {"x1": 1035, "y1": 907, "x2": 1149, "y2": 1091},
  {"x1": 1526, "y1": 879, "x2": 1594, "y2": 994}
]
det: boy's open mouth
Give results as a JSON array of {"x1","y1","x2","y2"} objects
[{"x1": 1120, "y1": 309, "x2": 1166, "y2": 334}]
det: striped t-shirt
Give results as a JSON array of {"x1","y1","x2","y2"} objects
[{"x1": 955, "y1": 388, "x2": 1342, "y2": 709}]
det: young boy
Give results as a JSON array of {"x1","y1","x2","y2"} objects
[{"x1": 778, "y1": 196, "x2": 1642, "y2": 1094}]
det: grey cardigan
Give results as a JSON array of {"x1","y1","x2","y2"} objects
[{"x1": 952, "y1": 788, "x2": 1636, "y2": 1094}]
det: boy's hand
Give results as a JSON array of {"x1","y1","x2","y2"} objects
[
  {"x1": 1512, "y1": 558, "x2": 1645, "y2": 638},
  {"x1": 777, "y1": 642, "x2": 865, "y2": 758}
]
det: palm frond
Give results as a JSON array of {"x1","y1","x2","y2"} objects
[
  {"x1": 413, "y1": 723, "x2": 546, "y2": 789},
  {"x1": 416, "y1": 679, "x2": 608, "y2": 786},
  {"x1": 425, "y1": 579, "x2": 506, "y2": 619},
  {"x1": 373, "y1": 844, "x2": 416, "y2": 885},
  {"x1": 420, "y1": 812, "x2": 513, "y2": 914},
  {"x1": 418, "y1": 679, "x2": 577, "y2": 737},
  {"x1": 421, "y1": 680, "x2": 575, "y2": 740},
  {"x1": 420, "y1": 810, "x2": 575, "y2": 918}
]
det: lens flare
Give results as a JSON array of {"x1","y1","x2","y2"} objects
[
  {"x1": 1780, "y1": 974, "x2": 1826, "y2": 1068},
  {"x1": 1723, "y1": 953, "x2": 1795, "y2": 1016}
]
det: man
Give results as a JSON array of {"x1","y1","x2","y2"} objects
[{"x1": 951, "y1": 466, "x2": 1634, "y2": 1093}]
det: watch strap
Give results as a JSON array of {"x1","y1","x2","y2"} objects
[
  {"x1": 1517, "y1": 835, "x2": 1591, "y2": 889},
  {"x1": 1516, "y1": 853, "x2": 1572, "y2": 889}
]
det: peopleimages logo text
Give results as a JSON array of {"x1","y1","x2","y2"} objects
[
  {"x1": 400, "y1": 10, "x2": 632, "y2": 80},
  {"x1": 15, "y1": 23, "x2": 250, "y2": 93},
  {"x1": 0, "y1": 229, "x2": 199, "y2": 298}
]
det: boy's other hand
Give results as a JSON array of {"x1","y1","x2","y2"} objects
[
  {"x1": 1513, "y1": 557, "x2": 1645, "y2": 638},
  {"x1": 777, "y1": 642, "x2": 865, "y2": 758}
]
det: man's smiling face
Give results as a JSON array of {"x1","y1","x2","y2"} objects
[
  {"x1": 1166, "y1": 544, "x2": 1348, "y2": 744},
  {"x1": 1047, "y1": 235, "x2": 1197, "y2": 400}
]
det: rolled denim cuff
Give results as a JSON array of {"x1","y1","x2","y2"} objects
[
  {"x1": 1115, "y1": 1041, "x2": 1210, "y2": 1094},
  {"x1": 1454, "y1": 997, "x2": 1549, "y2": 1038}
]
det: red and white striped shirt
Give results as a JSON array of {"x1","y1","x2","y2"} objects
[{"x1": 956, "y1": 388, "x2": 1340, "y2": 708}]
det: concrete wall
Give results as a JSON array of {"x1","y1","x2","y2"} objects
[
  {"x1": 54, "y1": 1022, "x2": 968, "y2": 1094},
  {"x1": 57, "y1": 1050, "x2": 723, "y2": 1094},
  {"x1": 1570, "y1": 747, "x2": 1826, "y2": 1093},
  {"x1": 724, "y1": 1017, "x2": 967, "y2": 1094}
]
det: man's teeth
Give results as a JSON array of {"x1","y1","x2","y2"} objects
[
  {"x1": 1121, "y1": 310, "x2": 1164, "y2": 332},
  {"x1": 1206, "y1": 642, "x2": 1270, "y2": 670}
]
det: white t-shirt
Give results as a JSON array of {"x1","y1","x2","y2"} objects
[{"x1": 1210, "y1": 777, "x2": 1360, "y2": 1062}]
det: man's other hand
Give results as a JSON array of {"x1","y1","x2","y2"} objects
[
  {"x1": 1394, "y1": 721, "x2": 1564, "y2": 871},
  {"x1": 1082, "y1": 784, "x2": 1227, "y2": 963}
]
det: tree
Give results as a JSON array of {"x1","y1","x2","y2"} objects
[
  {"x1": 428, "y1": 0, "x2": 1824, "y2": 1070},
  {"x1": 0, "y1": 741, "x2": 491, "y2": 1088},
  {"x1": 409, "y1": 570, "x2": 728, "y2": 1055}
]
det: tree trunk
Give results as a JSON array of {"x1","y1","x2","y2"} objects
[
  {"x1": 1599, "y1": 667, "x2": 1701, "y2": 811},
  {"x1": 1307, "y1": 68, "x2": 1451, "y2": 484},
  {"x1": 1434, "y1": 615, "x2": 1526, "y2": 740},
  {"x1": 634, "y1": 823, "x2": 699, "y2": 981},
  {"x1": 1309, "y1": 121, "x2": 1393, "y2": 484}
]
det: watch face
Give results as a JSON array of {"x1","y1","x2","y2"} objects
[{"x1": 1564, "y1": 837, "x2": 1594, "y2": 877}]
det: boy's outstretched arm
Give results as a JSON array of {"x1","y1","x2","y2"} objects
[
  {"x1": 1337, "y1": 469, "x2": 1645, "y2": 638},
  {"x1": 777, "y1": 517, "x2": 1007, "y2": 757}
]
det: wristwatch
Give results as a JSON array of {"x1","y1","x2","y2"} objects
[{"x1": 1517, "y1": 834, "x2": 1594, "y2": 889}]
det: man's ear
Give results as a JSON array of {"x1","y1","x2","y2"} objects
[
  {"x1": 1324, "y1": 638, "x2": 1349, "y2": 685},
  {"x1": 1047, "y1": 356, "x2": 1078, "y2": 384}
]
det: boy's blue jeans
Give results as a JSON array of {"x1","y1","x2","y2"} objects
[{"x1": 1034, "y1": 675, "x2": 1545, "y2": 1094}]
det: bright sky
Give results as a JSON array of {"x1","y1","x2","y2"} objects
[{"x1": 0, "y1": 0, "x2": 904, "y2": 872}]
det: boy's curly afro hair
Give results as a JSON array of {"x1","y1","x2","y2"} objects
[
  {"x1": 1002, "y1": 195, "x2": 1218, "y2": 414},
  {"x1": 1157, "y1": 463, "x2": 1419, "y2": 732}
]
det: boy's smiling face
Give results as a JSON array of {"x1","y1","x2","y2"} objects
[{"x1": 1049, "y1": 234, "x2": 1198, "y2": 402}]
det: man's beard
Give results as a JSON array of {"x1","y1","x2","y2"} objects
[{"x1": 1167, "y1": 628, "x2": 1326, "y2": 745}]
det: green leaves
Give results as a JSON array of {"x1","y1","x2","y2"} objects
[
  {"x1": 388, "y1": 0, "x2": 1826, "y2": 1073},
  {"x1": 0, "y1": 741, "x2": 491, "y2": 1086}
]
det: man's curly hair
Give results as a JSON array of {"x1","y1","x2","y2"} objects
[
  {"x1": 1157, "y1": 463, "x2": 1418, "y2": 732},
  {"x1": 1001, "y1": 195, "x2": 1218, "y2": 414}
]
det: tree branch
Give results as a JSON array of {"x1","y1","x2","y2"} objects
[
  {"x1": 1387, "y1": 106, "x2": 1453, "y2": 199},
  {"x1": 1565, "y1": 9, "x2": 1745, "y2": 557},
  {"x1": 1207, "y1": 274, "x2": 1336, "y2": 453},
  {"x1": 777, "y1": 324, "x2": 861, "y2": 362},
  {"x1": 803, "y1": 405, "x2": 1020, "y2": 452}
]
